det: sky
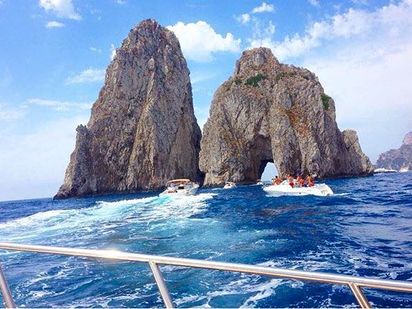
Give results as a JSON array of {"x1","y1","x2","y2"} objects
[{"x1": 0, "y1": 0, "x2": 411, "y2": 201}]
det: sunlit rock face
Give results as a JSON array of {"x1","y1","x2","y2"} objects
[
  {"x1": 376, "y1": 132, "x2": 412, "y2": 171},
  {"x1": 199, "y1": 48, "x2": 373, "y2": 185},
  {"x1": 55, "y1": 19, "x2": 201, "y2": 199}
]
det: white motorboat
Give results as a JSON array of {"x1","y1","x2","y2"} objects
[
  {"x1": 223, "y1": 182, "x2": 236, "y2": 189},
  {"x1": 374, "y1": 168, "x2": 397, "y2": 173},
  {"x1": 263, "y1": 181, "x2": 333, "y2": 197},
  {"x1": 160, "y1": 179, "x2": 199, "y2": 196}
]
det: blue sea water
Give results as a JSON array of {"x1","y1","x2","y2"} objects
[{"x1": 0, "y1": 172, "x2": 411, "y2": 308}]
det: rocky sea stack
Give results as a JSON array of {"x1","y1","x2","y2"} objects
[
  {"x1": 376, "y1": 132, "x2": 412, "y2": 171},
  {"x1": 199, "y1": 48, "x2": 373, "y2": 185},
  {"x1": 55, "y1": 20, "x2": 201, "y2": 199}
]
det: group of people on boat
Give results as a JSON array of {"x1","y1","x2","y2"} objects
[{"x1": 271, "y1": 175, "x2": 315, "y2": 188}]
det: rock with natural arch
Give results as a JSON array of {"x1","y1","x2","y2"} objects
[{"x1": 199, "y1": 48, "x2": 373, "y2": 185}]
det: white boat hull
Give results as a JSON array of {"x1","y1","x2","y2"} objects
[
  {"x1": 374, "y1": 168, "x2": 397, "y2": 173},
  {"x1": 263, "y1": 183, "x2": 333, "y2": 197},
  {"x1": 160, "y1": 184, "x2": 199, "y2": 196},
  {"x1": 223, "y1": 183, "x2": 236, "y2": 189}
]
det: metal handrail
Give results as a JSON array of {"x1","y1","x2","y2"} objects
[
  {"x1": 0, "y1": 242, "x2": 411, "y2": 308},
  {"x1": 0, "y1": 263, "x2": 15, "y2": 308}
]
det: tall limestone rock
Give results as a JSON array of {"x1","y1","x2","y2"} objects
[
  {"x1": 376, "y1": 132, "x2": 412, "y2": 171},
  {"x1": 199, "y1": 48, "x2": 373, "y2": 185},
  {"x1": 55, "y1": 19, "x2": 201, "y2": 199}
]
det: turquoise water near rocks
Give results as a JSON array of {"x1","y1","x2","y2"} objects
[{"x1": 0, "y1": 172, "x2": 411, "y2": 307}]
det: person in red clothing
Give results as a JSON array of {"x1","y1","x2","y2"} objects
[
  {"x1": 287, "y1": 175, "x2": 295, "y2": 188},
  {"x1": 306, "y1": 175, "x2": 315, "y2": 187},
  {"x1": 296, "y1": 176, "x2": 301, "y2": 187},
  {"x1": 298, "y1": 176, "x2": 305, "y2": 187}
]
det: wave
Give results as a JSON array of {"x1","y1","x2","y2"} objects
[
  {"x1": 0, "y1": 193, "x2": 216, "y2": 243},
  {"x1": 0, "y1": 209, "x2": 66, "y2": 229}
]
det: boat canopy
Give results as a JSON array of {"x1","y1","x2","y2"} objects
[{"x1": 166, "y1": 179, "x2": 192, "y2": 185}]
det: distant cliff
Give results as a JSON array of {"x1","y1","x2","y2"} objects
[
  {"x1": 376, "y1": 132, "x2": 412, "y2": 171},
  {"x1": 199, "y1": 48, "x2": 373, "y2": 185},
  {"x1": 55, "y1": 20, "x2": 201, "y2": 199}
]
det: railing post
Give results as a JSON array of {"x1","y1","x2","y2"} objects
[
  {"x1": 348, "y1": 282, "x2": 371, "y2": 309},
  {"x1": 149, "y1": 261, "x2": 174, "y2": 308},
  {"x1": 0, "y1": 262, "x2": 16, "y2": 309},
  {"x1": 0, "y1": 243, "x2": 411, "y2": 308}
]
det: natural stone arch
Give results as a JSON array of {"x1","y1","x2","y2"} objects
[
  {"x1": 260, "y1": 161, "x2": 279, "y2": 182},
  {"x1": 199, "y1": 48, "x2": 373, "y2": 186}
]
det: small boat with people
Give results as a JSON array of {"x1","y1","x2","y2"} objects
[
  {"x1": 223, "y1": 181, "x2": 236, "y2": 189},
  {"x1": 263, "y1": 175, "x2": 333, "y2": 196},
  {"x1": 374, "y1": 168, "x2": 397, "y2": 173},
  {"x1": 160, "y1": 179, "x2": 199, "y2": 196}
]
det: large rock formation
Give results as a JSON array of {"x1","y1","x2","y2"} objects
[
  {"x1": 199, "y1": 48, "x2": 373, "y2": 185},
  {"x1": 376, "y1": 132, "x2": 412, "y2": 171},
  {"x1": 55, "y1": 19, "x2": 201, "y2": 199}
]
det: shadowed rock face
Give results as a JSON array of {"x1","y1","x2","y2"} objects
[
  {"x1": 55, "y1": 19, "x2": 201, "y2": 199},
  {"x1": 376, "y1": 132, "x2": 412, "y2": 171},
  {"x1": 199, "y1": 48, "x2": 373, "y2": 185}
]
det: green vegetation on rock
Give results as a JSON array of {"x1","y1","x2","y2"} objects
[
  {"x1": 275, "y1": 71, "x2": 298, "y2": 83},
  {"x1": 321, "y1": 94, "x2": 331, "y2": 110},
  {"x1": 245, "y1": 73, "x2": 266, "y2": 87},
  {"x1": 234, "y1": 79, "x2": 242, "y2": 85}
]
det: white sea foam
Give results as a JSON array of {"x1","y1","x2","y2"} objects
[
  {"x1": 240, "y1": 279, "x2": 283, "y2": 307},
  {"x1": 174, "y1": 294, "x2": 206, "y2": 306},
  {"x1": 334, "y1": 193, "x2": 349, "y2": 196},
  {"x1": 0, "y1": 209, "x2": 66, "y2": 229},
  {"x1": 0, "y1": 193, "x2": 216, "y2": 243},
  {"x1": 96, "y1": 196, "x2": 159, "y2": 208},
  {"x1": 170, "y1": 267, "x2": 297, "y2": 308},
  {"x1": 190, "y1": 274, "x2": 287, "y2": 308}
]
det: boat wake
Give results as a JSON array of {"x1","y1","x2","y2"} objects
[
  {"x1": 1, "y1": 172, "x2": 411, "y2": 307},
  {"x1": 0, "y1": 193, "x2": 216, "y2": 244}
]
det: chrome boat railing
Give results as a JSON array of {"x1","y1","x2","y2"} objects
[{"x1": 0, "y1": 242, "x2": 411, "y2": 308}]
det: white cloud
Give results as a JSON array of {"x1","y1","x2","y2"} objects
[
  {"x1": 237, "y1": 13, "x2": 251, "y2": 24},
  {"x1": 114, "y1": 0, "x2": 126, "y2": 4},
  {"x1": 46, "y1": 20, "x2": 65, "y2": 28},
  {"x1": 308, "y1": 0, "x2": 320, "y2": 7},
  {"x1": 236, "y1": 2, "x2": 274, "y2": 25},
  {"x1": 0, "y1": 115, "x2": 88, "y2": 201},
  {"x1": 167, "y1": 21, "x2": 241, "y2": 62},
  {"x1": 110, "y1": 44, "x2": 117, "y2": 60},
  {"x1": 306, "y1": 43, "x2": 412, "y2": 162},
  {"x1": 351, "y1": 0, "x2": 369, "y2": 5},
  {"x1": 39, "y1": 0, "x2": 81, "y2": 20},
  {"x1": 249, "y1": 0, "x2": 412, "y2": 60},
  {"x1": 251, "y1": 2, "x2": 275, "y2": 14},
  {"x1": 89, "y1": 46, "x2": 102, "y2": 53},
  {"x1": 191, "y1": 71, "x2": 216, "y2": 85},
  {"x1": 266, "y1": 20, "x2": 276, "y2": 35},
  {"x1": 246, "y1": 0, "x2": 412, "y2": 162},
  {"x1": 65, "y1": 68, "x2": 105, "y2": 84},
  {"x1": 247, "y1": 19, "x2": 277, "y2": 48},
  {"x1": 27, "y1": 98, "x2": 91, "y2": 112},
  {"x1": 0, "y1": 103, "x2": 26, "y2": 121},
  {"x1": 194, "y1": 104, "x2": 210, "y2": 131}
]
